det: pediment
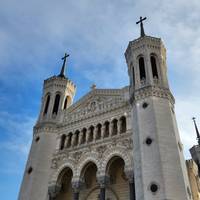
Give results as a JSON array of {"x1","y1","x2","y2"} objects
[{"x1": 63, "y1": 88, "x2": 129, "y2": 123}]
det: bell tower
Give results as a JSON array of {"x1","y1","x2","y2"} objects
[
  {"x1": 38, "y1": 53, "x2": 76, "y2": 124},
  {"x1": 18, "y1": 53, "x2": 76, "y2": 200},
  {"x1": 125, "y1": 17, "x2": 191, "y2": 200}
]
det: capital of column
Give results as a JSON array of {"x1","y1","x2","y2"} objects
[
  {"x1": 72, "y1": 181, "x2": 81, "y2": 193},
  {"x1": 48, "y1": 184, "x2": 61, "y2": 199},
  {"x1": 124, "y1": 170, "x2": 134, "y2": 183},
  {"x1": 97, "y1": 175, "x2": 110, "y2": 188}
]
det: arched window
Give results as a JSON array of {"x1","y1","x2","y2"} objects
[
  {"x1": 52, "y1": 94, "x2": 60, "y2": 115},
  {"x1": 112, "y1": 119, "x2": 118, "y2": 135},
  {"x1": 63, "y1": 97, "x2": 68, "y2": 110},
  {"x1": 139, "y1": 57, "x2": 146, "y2": 81},
  {"x1": 151, "y1": 55, "x2": 158, "y2": 79},
  {"x1": 96, "y1": 124, "x2": 102, "y2": 140},
  {"x1": 74, "y1": 130, "x2": 79, "y2": 146},
  {"x1": 43, "y1": 95, "x2": 50, "y2": 115},
  {"x1": 120, "y1": 116, "x2": 126, "y2": 133},
  {"x1": 88, "y1": 126, "x2": 94, "y2": 142},
  {"x1": 81, "y1": 128, "x2": 87, "y2": 144},
  {"x1": 67, "y1": 133, "x2": 72, "y2": 148},
  {"x1": 60, "y1": 134, "x2": 66, "y2": 150},
  {"x1": 104, "y1": 121, "x2": 109, "y2": 138}
]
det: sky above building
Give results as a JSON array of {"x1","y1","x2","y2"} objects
[{"x1": 0, "y1": 0, "x2": 200, "y2": 199}]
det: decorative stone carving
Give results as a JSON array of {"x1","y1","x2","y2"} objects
[
  {"x1": 63, "y1": 91, "x2": 128, "y2": 124},
  {"x1": 51, "y1": 158, "x2": 57, "y2": 169},
  {"x1": 96, "y1": 145, "x2": 107, "y2": 159},
  {"x1": 121, "y1": 138, "x2": 133, "y2": 149},
  {"x1": 48, "y1": 184, "x2": 61, "y2": 199},
  {"x1": 97, "y1": 175, "x2": 110, "y2": 188},
  {"x1": 73, "y1": 151, "x2": 82, "y2": 163}
]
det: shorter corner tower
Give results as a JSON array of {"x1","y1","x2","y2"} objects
[
  {"x1": 18, "y1": 53, "x2": 76, "y2": 200},
  {"x1": 125, "y1": 17, "x2": 191, "y2": 200}
]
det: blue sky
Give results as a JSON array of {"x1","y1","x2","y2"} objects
[{"x1": 0, "y1": 0, "x2": 200, "y2": 199}]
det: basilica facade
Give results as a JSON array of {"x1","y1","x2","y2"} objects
[{"x1": 18, "y1": 20, "x2": 200, "y2": 200}]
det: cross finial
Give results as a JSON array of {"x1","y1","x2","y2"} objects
[
  {"x1": 136, "y1": 16, "x2": 147, "y2": 37},
  {"x1": 59, "y1": 53, "x2": 69, "y2": 78},
  {"x1": 192, "y1": 117, "x2": 200, "y2": 145}
]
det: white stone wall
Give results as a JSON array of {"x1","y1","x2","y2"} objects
[{"x1": 18, "y1": 126, "x2": 57, "y2": 200}]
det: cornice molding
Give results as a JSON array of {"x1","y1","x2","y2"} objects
[{"x1": 129, "y1": 86, "x2": 175, "y2": 105}]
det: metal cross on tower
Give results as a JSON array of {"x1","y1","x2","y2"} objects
[
  {"x1": 136, "y1": 16, "x2": 147, "y2": 37},
  {"x1": 59, "y1": 53, "x2": 69, "y2": 77}
]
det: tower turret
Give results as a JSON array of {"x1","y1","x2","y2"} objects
[
  {"x1": 18, "y1": 53, "x2": 76, "y2": 200},
  {"x1": 38, "y1": 53, "x2": 76, "y2": 124},
  {"x1": 125, "y1": 17, "x2": 191, "y2": 200}
]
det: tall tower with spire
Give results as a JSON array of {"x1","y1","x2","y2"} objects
[
  {"x1": 125, "y1": 17, "x2": 191, "y2": 200},
  {"x1": 18, "y1": 54, "x2": 76, "y2": 200},
  {"x1": 190, "y1": 117, "x2": 200, "y2": 176}
]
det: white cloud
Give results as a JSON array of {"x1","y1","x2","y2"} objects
[{"x1": 0, "y1": 111, "x2": 35, "y2": 155}]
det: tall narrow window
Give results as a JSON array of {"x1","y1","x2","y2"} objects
[
  {"x1": 67, "y1": 133, "x2": 72, "y2": 148},
  {"x1": 112, "y1": 119, "x2": 118, "y2": 135},
  {"x1": 96, "y1": 124, "x2": 102, "y2": 140},
  {"x1": 43, "y1": 95, "x2": 50, "y2": 115},
  {"x1": 81, "y1": 128, "x2": 86, "y2": 144},
  {"x1": 104, "y1": 121, "x2": 109, "y2": 138},
  {"x1": 132, "y1": 67, "x2": 135, "y2": 86},
  {"x1": 60, "y1": 134, "x2": 66, "y2": 150},
  {"x1": 139, "y1": 57, "x2": 146, "y2": 80},
  {"x1": 88, "y1": 126, "x2": 94, "y2": 142},
  {"x1": 63, "y1": 97, "x2": 68, "y2": 110},
  {"x1": 52, "y1": 94, "x2": 60, "y2": 115},
  {"x1": 151, "y1": 55, "x2": 158, "y2": 78},
  {"x1": 120, "y1": 116, "x2": 126, "y2": 133}
]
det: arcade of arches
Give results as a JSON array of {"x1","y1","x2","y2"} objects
[{"x1": 50, "y1": 156, "x2": 135, "y2": 200}]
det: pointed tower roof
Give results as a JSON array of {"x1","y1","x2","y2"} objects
[
  {"x1": 192, "y1": 117, "x2": 200, "y2": 145},
  {"x1": 58, "y1": 53, "x2": 69, "y2": 78}
]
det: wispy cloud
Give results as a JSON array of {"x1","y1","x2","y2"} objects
[{"x1": 0, "y1": 111, "x2": 35, "y2": 155}]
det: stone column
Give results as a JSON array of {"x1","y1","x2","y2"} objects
[
  {"x1": 71, "y1": 133, "x2": 76, "y2": 147},
  {"x1": 97, "y1": 176, "x2": 109, "y2": 200},
  {"x1": 102, "y1": 125, "x2": 106, "y2": 138},
  {"x1": 116, "y1": 120, "x2": 120, "y2": 135},
  {"x1": 72, "y1": 181, "x2": 80, "y2": 200},
  {"x1": 109, "y1": 123, "x2": 112, "y2": 137},
  {"x1": 94, "y1": 126, "x2": 98, "y2": 141},
  {"x1": 125, "y1": 170, "x2": 135, "y2": 200},
  {"x1": 64, "y1": 135, "x2": 69, "y2": 148},
  {"x1": 78, "y1": 131, "x2": 83, "y2": 145},
  {"x1": 48, "y1": 184, "x2": 61, "y2": 200},
  {"x1": 86, "y1": 128, "x2": 90, "y2": 143},
  {"x1": 119, "y1": 119, "x2": 122, "y2": 134}
]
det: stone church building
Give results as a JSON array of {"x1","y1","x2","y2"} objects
[{"x1": 18, "y1": 18, "x2": 200, "y2": 200}]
